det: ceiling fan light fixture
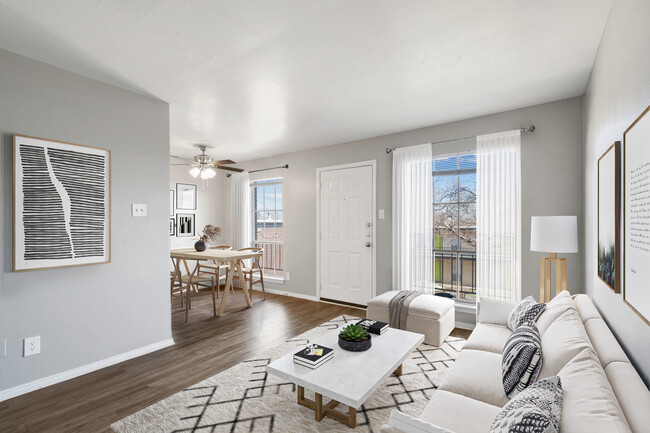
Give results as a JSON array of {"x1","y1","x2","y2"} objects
[
  {"x1": 189, "y1": 167, "x2": 201, "y2": 178},
  {"x1": 200, "y1": 167, "x2": 216, "y2": 179}
]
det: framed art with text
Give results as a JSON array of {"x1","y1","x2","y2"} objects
[
  {"x1": 623, "y1": 105, "x2": 650, "y2": 325},
  {"x1": 597, "y1": 141, "x2": 620, "y2": 293},
  {"x1": 13, "y1": 135, "x2": 111, "y2": 271}
]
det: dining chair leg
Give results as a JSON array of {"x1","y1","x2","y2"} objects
[
  {"x1": 211, "y1": 277, "x2": 217, "y2": 317},
  {"x1": 215, "y1": 267, "x2": 220, "y2": 298},
  {"x1": 260, "y1": 271, "x2": 266, "y2": 300}
]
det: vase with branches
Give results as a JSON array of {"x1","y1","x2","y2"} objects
[{"x1": 194, "y1": 224, "x2": 222, "y2": 251}]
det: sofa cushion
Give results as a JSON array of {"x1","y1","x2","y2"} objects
[
  {"x1": 463, "y1": 323, "x2": 512, "y2": 354},
  {"x1": 367, "y1": 290, "x2": 454, "y2": 319},
  {"x1": 389, "y1": 410, "x2": 455, "y2": 433},
  {"x1": 605, "y1": 361, "x2": 650, "y2": 433},
  {"x1": 478, "y1": 298, "x2": 515, "y2": 326},
  {"x1": 491, "y1": 376, "x2": 563, "y2": 433},
  {"x1": 502, "y1": 323, "x2": 543, "y2": 398},
  {"x1": 535, "y1": 290, "x2": 575, "y2": 334},
  {"x1": 507, "y1": 296, "x2": 546, "y2": 330},
  {"x1": 438, "y1": 349, "x2": 509, "y2": 407},
  {"x1": 557, "y1": 348, "x2": 632, "y2": 433},
  {"x1": 584, "y1": 318, "x2": 630, "y2": 367},
  {"x1": 420, "y1": 390, "x2": 501, "y2": 433},
  {"x1": 538, "y1": 308, "x2": 592, "y2": 379},
  {"x1": 573, "y1": 293, "x2": 602, "y2": 323}
]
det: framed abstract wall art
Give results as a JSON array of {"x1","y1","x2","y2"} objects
[
  {"x1": 623, "y1": 105, "x2": 650, "y2": 325},
  {"x1": 176, "y1": 183, "x2": 196, "y2": 210},
  {"x1": 176, "y1": 213, "x2": 195, "y2": 237},
  {"x1": 13, "y1": 135, "x2": 111, "y2": 271},
  {"x1": 597, "y1": 141, "x2": 620, "y2": 293}
]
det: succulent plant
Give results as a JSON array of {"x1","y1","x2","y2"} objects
[{"x1": 339, "y1": 324, "x2": 370, "y2": 342}]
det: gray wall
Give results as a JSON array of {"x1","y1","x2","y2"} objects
[
  {"x1": 0, "y1": 50, "x2": 171, "y2": 393},
  {"x1": 229, "y1": 97, "x2": 584, "y2": 325},
  {"x1": 583, "y1": 0, "x2": 650, "y2": 385}
]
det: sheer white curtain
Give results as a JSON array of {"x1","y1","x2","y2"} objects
[
  {"x1": 230, "y1": 172, "x2": 251, "y2": 249},
  {"x1": 392, "y1": 143, "x2": 433, "y2": 293},
  {"x1": 476, "y1": 130, "x2": 522, "y2": 302}
]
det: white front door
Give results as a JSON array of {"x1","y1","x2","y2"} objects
[{"x1": 319, "y1": 164, "x2": 374, "y2": 305}]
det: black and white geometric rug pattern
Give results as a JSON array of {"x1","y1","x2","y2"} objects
[{"x1": 111, "y1": 316, "x2": 464, "y2": 433}]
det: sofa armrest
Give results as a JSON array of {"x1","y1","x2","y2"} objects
[
  {"x1": 388, "y1": 410, "x2": 456, "y2": 433},
  {"x1": 477, "y1": 298, "x2": 516, "y2": 326}
]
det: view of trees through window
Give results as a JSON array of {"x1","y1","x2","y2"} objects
[
  {"x1": 433, "y1": 153, "x2": 477, "y2": 302},
  {"x1": 251, "y1": 179, "x2": 284, "y2": 278}
]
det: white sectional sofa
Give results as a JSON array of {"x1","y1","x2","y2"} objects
[{"x1": 381, "y1": 292, "x2": 650, "y2": 433}]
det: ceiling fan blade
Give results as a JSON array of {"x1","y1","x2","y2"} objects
[
  {"x1": 209, "y1": 159, "x2": 237, "y2": 166},
  {"x1": 170, "y1": 163, "x2": 192, "y2": 166},
  {"x1": 216, "y1": 166, "x2": 244, "y2": 172},
  {"x1": 170, "y1": 155, "x2": 195, "y2": 163}
]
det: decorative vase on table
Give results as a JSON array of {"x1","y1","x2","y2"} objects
[
  {"x1": 338, "y1": 324, "x2": 372, "y2": 352},
  {"x1": 194, "y1": 240, "x2": 206, "y2": 252}
]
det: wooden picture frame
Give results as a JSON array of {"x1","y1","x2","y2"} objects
[
  {"x1": 176, "y1": 183, "x2": 197, "y2": 210},
  {"x1": 176, "y1": 213, "x2": 195, "y2": 237},
  {"x1": 597, "y1": 141, "x2": 620, "y2": 293},
  {"x1": 13, "y1": 134, "x2": 111, "y2": 271},
  {"x1": 623, "y1": 105, "x2": 650, "y2": 325}
]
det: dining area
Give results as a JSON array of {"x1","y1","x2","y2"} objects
[{"x1": 170, "y1": 245, "x2": 265, "y2": 322}]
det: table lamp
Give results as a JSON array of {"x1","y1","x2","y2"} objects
[{"x1": 530, "y1": 216, "x2": 578, "y2": 302}]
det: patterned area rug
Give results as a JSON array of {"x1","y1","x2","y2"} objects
[{"x1": 111, "y1": 315, "x2": 464, "y2": 433}]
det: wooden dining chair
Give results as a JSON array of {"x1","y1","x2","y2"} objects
[
  {"x1": 171, "y1": 256, "x2": 218, "y2": 321},
  {"x1": 197, "y1": 245, "x2": 232, "y2": 296},
  {"x1": 231, "y1": 247, "x2": 266, "y2": 300}
]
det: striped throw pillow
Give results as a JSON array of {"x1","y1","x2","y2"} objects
[{"x1": 502, "y1": 323, "x2": 543, "y2": 398}]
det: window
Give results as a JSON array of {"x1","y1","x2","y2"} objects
[
  {"x1": 251, "y1": 178, "x2": 284, "y2": 279},
  {"x1": 433, "y1": 153, "x2": 476, "y2": 302}
]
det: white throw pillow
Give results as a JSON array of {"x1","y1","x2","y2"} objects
[
  {"x1": 507, "y1": 296, "x2": 546, "y2": 330},
  {"x1": 389, "y1": 410, "x2": 456, "y2": 433},
  {"x1": 478, "y1": 298, "x2": 516, "y2": 325}
]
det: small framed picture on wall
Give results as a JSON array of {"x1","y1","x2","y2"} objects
[
  {"x1": 169, "y1": 218, "x2": 175, "y2": 236},
  {"x1": 597, "y1": 141, "x2": 620, "y2": 293},
  {"x1": 176, "y1": 213, "x2": 195, "y2": 237},
  {"x1": 176, "y1": 183, "x2": 197, "y2": 210},
  {"x1": 170, "y1": 190, "x2": 174, "y2": 216}
]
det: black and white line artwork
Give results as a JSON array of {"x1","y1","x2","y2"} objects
[
  {"x1": 14, "y1": 135, "x2": 111, "y2": 271},
  {"x1": 176, "y1": 213, "x2": 195, "y2": 237}
]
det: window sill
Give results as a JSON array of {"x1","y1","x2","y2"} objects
[
  {"x1": 455, "y1": 303, "x2": 477, "y2": 314},
  {"x1": 264, "y1": 276, "x2": 285, "y2": 284}
]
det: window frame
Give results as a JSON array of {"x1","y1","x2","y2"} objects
[{"x1": 250, "y1": 178, "x2": 284, "y2": 280}]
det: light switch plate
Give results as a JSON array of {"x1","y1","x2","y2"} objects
[
  {"x1": 131, "y1": 204, "x2": 147, "y2": 217},
  {"x1": 285, "y1": 272, "x2": 291, "y2": 281},
  {"x1": 379, "y1": 209, "x2": 385, "y2": 219},
  {"x1": 23, "y1": 336, "x2": 40, "y2": 357}
]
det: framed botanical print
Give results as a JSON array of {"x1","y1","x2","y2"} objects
[
  {"x1": 623, "y1": 105, "x2": 650, "y2": 325},
  {"x1": 597, "y1": 141, "x2": 620, "y2": 293},
  {"x1": 13, "y1": 135, "x2": 111, "y2": 271},
  {"x1": 176, "y1": 213, "x2": 195, "y2": 237},
  {"x1": 176, "y1": 183, "x2": 197, "y2": 210}
]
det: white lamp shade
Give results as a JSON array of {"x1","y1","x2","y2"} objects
[{"x1": 530, "y1": 216, "x2": 578, "y2": 253}]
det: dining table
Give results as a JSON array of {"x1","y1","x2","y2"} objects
[{"x1": 170, "y1": 247, "x2": 264, "y2": 320}]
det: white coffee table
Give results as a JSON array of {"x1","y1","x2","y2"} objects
[{"x1": 266, "y1": 327, "x2": 424, "y2": 428}]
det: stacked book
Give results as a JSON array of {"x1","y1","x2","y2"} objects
[
  {"x1": 293, "y1": 345, "x2": 333, "y2": 369},
  {"x1": 356, "y1": 319, "x2": 389, "y2": 335}
]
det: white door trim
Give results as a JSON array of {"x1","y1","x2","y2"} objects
[{"x1": 316, "y1": 160, "x2": 377, "y2": 304}]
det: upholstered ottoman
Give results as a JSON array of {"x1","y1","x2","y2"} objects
[{"x1": 366, "y1": 291, "x2": 455, "y2": 346}]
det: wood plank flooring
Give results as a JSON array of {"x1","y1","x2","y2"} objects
[{"x1": 0, "y1": 290, "x2": 471, "y2": 432}]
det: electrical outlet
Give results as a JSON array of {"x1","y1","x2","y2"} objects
[
  {"x1": 285, "y1": 272, "x2": 291, "y2": 281},
  {"x1": 0, "y1": 339, "x2": 6, "y2": 358},
  {"x1": 131, "y1": 204, "x2": 147, "y2": 217},
  {"x1": 23, "y1": 336, "x2": 40, "y2": 357}
]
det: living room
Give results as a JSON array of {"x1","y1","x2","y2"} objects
[{"x1": 1, "y1": 1, "x2": 649, "y2": 432}]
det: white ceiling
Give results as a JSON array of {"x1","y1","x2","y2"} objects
[{"x1": 0, "y1": 0, "x2": 611, "y2": 162}]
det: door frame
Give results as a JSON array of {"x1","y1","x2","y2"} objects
[{"x1": 316, "y1": 160, "x2": 377, "y2": 304}]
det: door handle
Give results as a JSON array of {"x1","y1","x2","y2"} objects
[{"x1": 365, "y1": 242, "x2": 371, "y2": 248}]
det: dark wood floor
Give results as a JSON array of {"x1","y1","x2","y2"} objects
[{"x1": 0, "y1": 290, "x2": 471, "y2": 432}]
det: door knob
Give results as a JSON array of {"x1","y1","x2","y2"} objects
[{"x1": 365, "y1": 242, "x2": 371, "y2": 247}]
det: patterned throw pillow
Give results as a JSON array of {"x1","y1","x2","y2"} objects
[
  {"x1": 507, "y1": 296, "x2": 546, "y2": 330},
  {"x1": 502, "y1": 323, "x2": 543, "y2": 398},
  {"x1": 491, "y1": 376, "x2": 563, "y2": 433}
]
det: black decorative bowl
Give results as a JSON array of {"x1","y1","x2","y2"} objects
[
  {"x1": 194, "y1": 240, "x2": 206, "y2": 252},
  {"x1": 338, "y1": 334, "x2": 372, "y2": 352}
]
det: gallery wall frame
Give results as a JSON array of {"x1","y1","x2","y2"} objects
[
  {"x1": 13, "y1": 134, "x2": 111, "y2": 271},
  {"x1": 623, "y1": 105, "x2": 650, "y2": 325},
  {"x1": 176, "y1": 183, "x2": 197, "y2": 210},
  {"x1": 597, "y1": 141, "x2": 620, "y2": 293},
  {"x1": 176, "y1": 213, "x2": 195, "y2": 237},
  {"x1": 170, "y1": 190, "x2": 174, "y2": 216},
  {"x1": 170, "y1": 218, "x2": 176, "y2": 236}
]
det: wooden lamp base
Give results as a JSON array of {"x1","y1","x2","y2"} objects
[{"x1": 540, "y1": 253, "x2": 566, "y2": 303}]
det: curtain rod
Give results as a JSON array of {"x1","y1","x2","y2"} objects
[
  {"x1": 226, "y1": 164, "x2": 289, "y2": 177},
  {"x1": 385, "y1": 125, "x2": 535, "y2": 154}
]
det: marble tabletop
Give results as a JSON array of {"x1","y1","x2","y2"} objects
[{"x1": 266, "y1": 327, "x2": 424, "y2": 408}]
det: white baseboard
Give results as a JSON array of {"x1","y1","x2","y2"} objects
[
  {"x1": 251, "y1": 286, "x2": 320, "y2": 302},
  {"x1": 0, "y1": 338, "x2": 175, "y2": 402},
  {"x1": 455, "y1": 321, "x2": 476, "y2": 330}
]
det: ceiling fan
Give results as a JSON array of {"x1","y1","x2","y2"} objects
[{"x1": 171, "y1": 145, "x2": 243, "y2": 179}]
